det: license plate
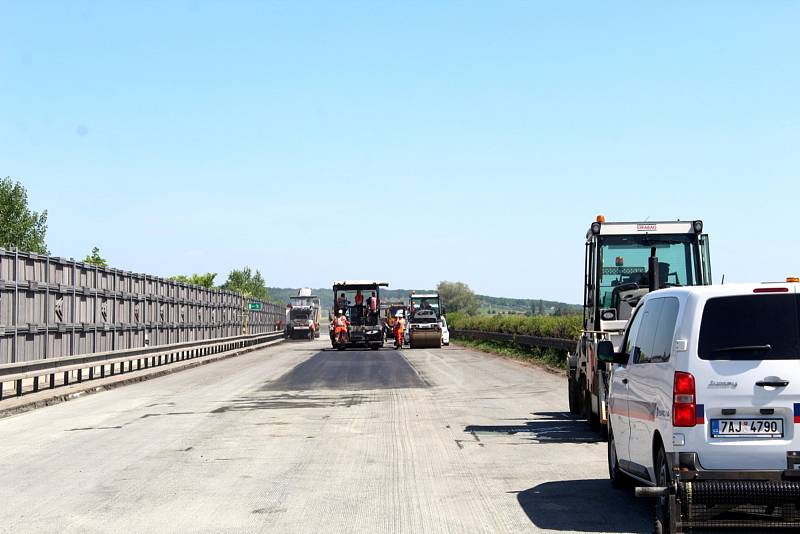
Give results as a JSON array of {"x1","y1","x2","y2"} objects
[{"x1": 710, "y1": 418, "x2": 784, "y2": 438}]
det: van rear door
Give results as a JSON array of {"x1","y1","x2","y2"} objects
[{"x1": 692, "y1": 290, "x2": 800, "y2": 470}]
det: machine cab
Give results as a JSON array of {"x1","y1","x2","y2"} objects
[{"x1": 584, "y1": 218, "x2": 712, "y2": 346}]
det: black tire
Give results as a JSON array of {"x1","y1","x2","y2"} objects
[
  {"x1": 568, "y1": 377, "x2": 580, "y2": 415},
  {"x1": 654, "y1": 446, "x2": 672, "y2": 533},
  {"x1": 583, "y1": 382, "x2": 601, "y2": 431},
  {"x1": 608, "y1": 426, "x2": 632, "y2": 489},
  {"x1": 581, "y1": 379, "x2": 593, "y2": 424}
]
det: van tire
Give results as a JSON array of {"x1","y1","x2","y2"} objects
[
  {"x1": 654, "y1": 446, "x2": 671, "y2": 533},
  {"x1": 608, "y1": 426, "x2": 632, "y2": 489}
]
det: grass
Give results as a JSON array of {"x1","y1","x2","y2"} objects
[{"x1": 454, "y1": 337, "x2": 567, "y2": 370}]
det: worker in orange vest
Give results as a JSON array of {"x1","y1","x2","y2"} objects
[
  {"x1": 393, "y1": 311, "x2": 405, "y2": 349},
  {"x1": 355, "y1": 290, "x2": 364, "y2": 306},
  {"x1": 334, "y1": 309, "x2": 349, "y2": 344}
]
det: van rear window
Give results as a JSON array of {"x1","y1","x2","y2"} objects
[{"x1": 698, "y1": 294, "x2": 800, "y2": 360}]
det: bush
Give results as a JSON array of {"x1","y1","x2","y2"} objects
[{"x1": 447, "y1": 312, "x2": 581, "y2": 339}]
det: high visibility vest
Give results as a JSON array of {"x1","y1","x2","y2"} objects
[{"x1": 336, "y1": 316, "x2": 347, "y2": 327}]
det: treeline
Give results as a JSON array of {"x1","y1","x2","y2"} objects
[
  {"x1": 269, "y1": 281, "x2": 580, "y2": 318},
  {"x1": 169, "y1": 268, "x2": 271, "y2": 301},
  {"x1": 476, "y1": 295, "x2": 581, "y2": 316}
]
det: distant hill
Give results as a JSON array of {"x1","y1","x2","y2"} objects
[
  {"x1": 475, "y1": 294, "x2": 581, "y2": 316},
  {"x1": 268, "y1": 287, "x2": 580, "y2": 316}
]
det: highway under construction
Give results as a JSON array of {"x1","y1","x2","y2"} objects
[{"x1": 0, "y1": 338, "x2": 650, "y2": 533}]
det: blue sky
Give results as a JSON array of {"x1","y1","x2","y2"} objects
[{"x1": 1, "y1": 1, "x2": 798, "y2": 303}]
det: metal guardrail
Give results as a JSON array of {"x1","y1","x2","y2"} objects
[
  {"x1": 0, "y1": 331, "x2": 284, "y2": 400},
  {"x1": 451, "y1": 329, "x2": 576, "y2": 352}
]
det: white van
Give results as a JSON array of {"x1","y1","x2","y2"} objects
[{"x1": 600, "y1": 281, "x2": 800, "y2": 532}]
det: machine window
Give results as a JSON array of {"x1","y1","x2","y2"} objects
[{"x1": 597, "y1": 235, "x2": 699, "y2": 316}]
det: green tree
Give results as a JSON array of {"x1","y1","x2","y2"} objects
[
  {"x1": 169, "y1": 272, "x2": 217, "y2": 288},
  {"x1": 437, "y1": 280, "x2": 480, "y2": 316},
  {"x1": 83, "y1": 246, "x2": 108, "y2": 267},
  {"x1": 222, "y1": 267, "x2": 268, "y2": 300},
  {"x1": 0, "y1": 177, "x2": 48, "y2": 254}
]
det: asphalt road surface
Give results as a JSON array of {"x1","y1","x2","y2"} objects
[{"x1": 0, "y1": 339, "x2": 652, "y2": 533}]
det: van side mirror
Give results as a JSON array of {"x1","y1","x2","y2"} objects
[{"x1": 597, "y1": 340, "x2": 629, "y2": 365}]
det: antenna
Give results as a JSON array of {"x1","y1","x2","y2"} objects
[{"x1": 721, "y1": 274, "x2": 725, "y2": 285}]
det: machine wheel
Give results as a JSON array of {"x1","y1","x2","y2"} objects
[
  {"x1": 568, "y1": 376, "x2": 580, "y2": 415},
  {"x1": 370, "y1": 344, "x2": 381, "y2": 351},
  {"x1": 584, "y1": 380, "x2": 601, "y2": 431},
  {"x1": 588, "y1": 406, "x2": 601, "y2": 431},
  {"x1": 580, "y1": 377, "x2": 591, "y2": 422},
  {"x1": 608, "y1": 426, "x2": 632, "y2": 489}
]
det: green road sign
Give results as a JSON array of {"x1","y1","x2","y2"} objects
[{"x1": 248, "y1": 302, "x2": 262, "y2": 311}]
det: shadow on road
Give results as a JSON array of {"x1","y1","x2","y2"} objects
[
  {"x1": 464, "y1": 412, "x2": 601, "y2": 443},
  {"x1": 516, "y1": 479, "x2": 652, "y2": 532}
]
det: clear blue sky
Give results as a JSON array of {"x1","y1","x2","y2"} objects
[{"x1": 2, "y1": 1, "x2": 798, "y2": 303}]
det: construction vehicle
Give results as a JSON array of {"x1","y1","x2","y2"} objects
[
  {"x1": 408, "y1": 292, "x2": 444, "y2": 349},
  {"x1": 567, "y1": 216, "x2": 712, "y2": 437},
  {"x1": 285, "y1": 288, "x2": 321, "y2": 339},
  {"x1": 329, "y1": 280, "x2": 388, "y2": 350}
]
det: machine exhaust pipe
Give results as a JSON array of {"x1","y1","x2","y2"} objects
[{"x1": 648, "y1": 247, "x2": 660, "y2": 292}]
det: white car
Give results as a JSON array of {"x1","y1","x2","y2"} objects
[
  {"x1": 601, "y1": 281, "x2": 800, "y2": 532},
  {"x1": 440, "y1": 316, "x2": 450, "y2": 346}
]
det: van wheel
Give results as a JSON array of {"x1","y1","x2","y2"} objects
[
  {"x1": 608, "y1": 427, "x2": 632, "y2": 489},
  {"x1": 654, "y1": 446, "x2": 671, "y2": 533}
]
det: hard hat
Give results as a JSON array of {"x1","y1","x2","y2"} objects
[
  {"x1": 395, "y1": 311, "x2": 403, "y2": 317},
  {"x1": 338, "y1": 309, "x2": 343, "y2": 314}
]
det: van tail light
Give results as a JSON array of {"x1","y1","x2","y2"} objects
[{"x1": 673, "y1": 371, "x2": 697, "y2": 427}]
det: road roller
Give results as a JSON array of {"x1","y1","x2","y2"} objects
[{"x1": 408, "y1": 292, "x2": 444, "y2": 349}]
